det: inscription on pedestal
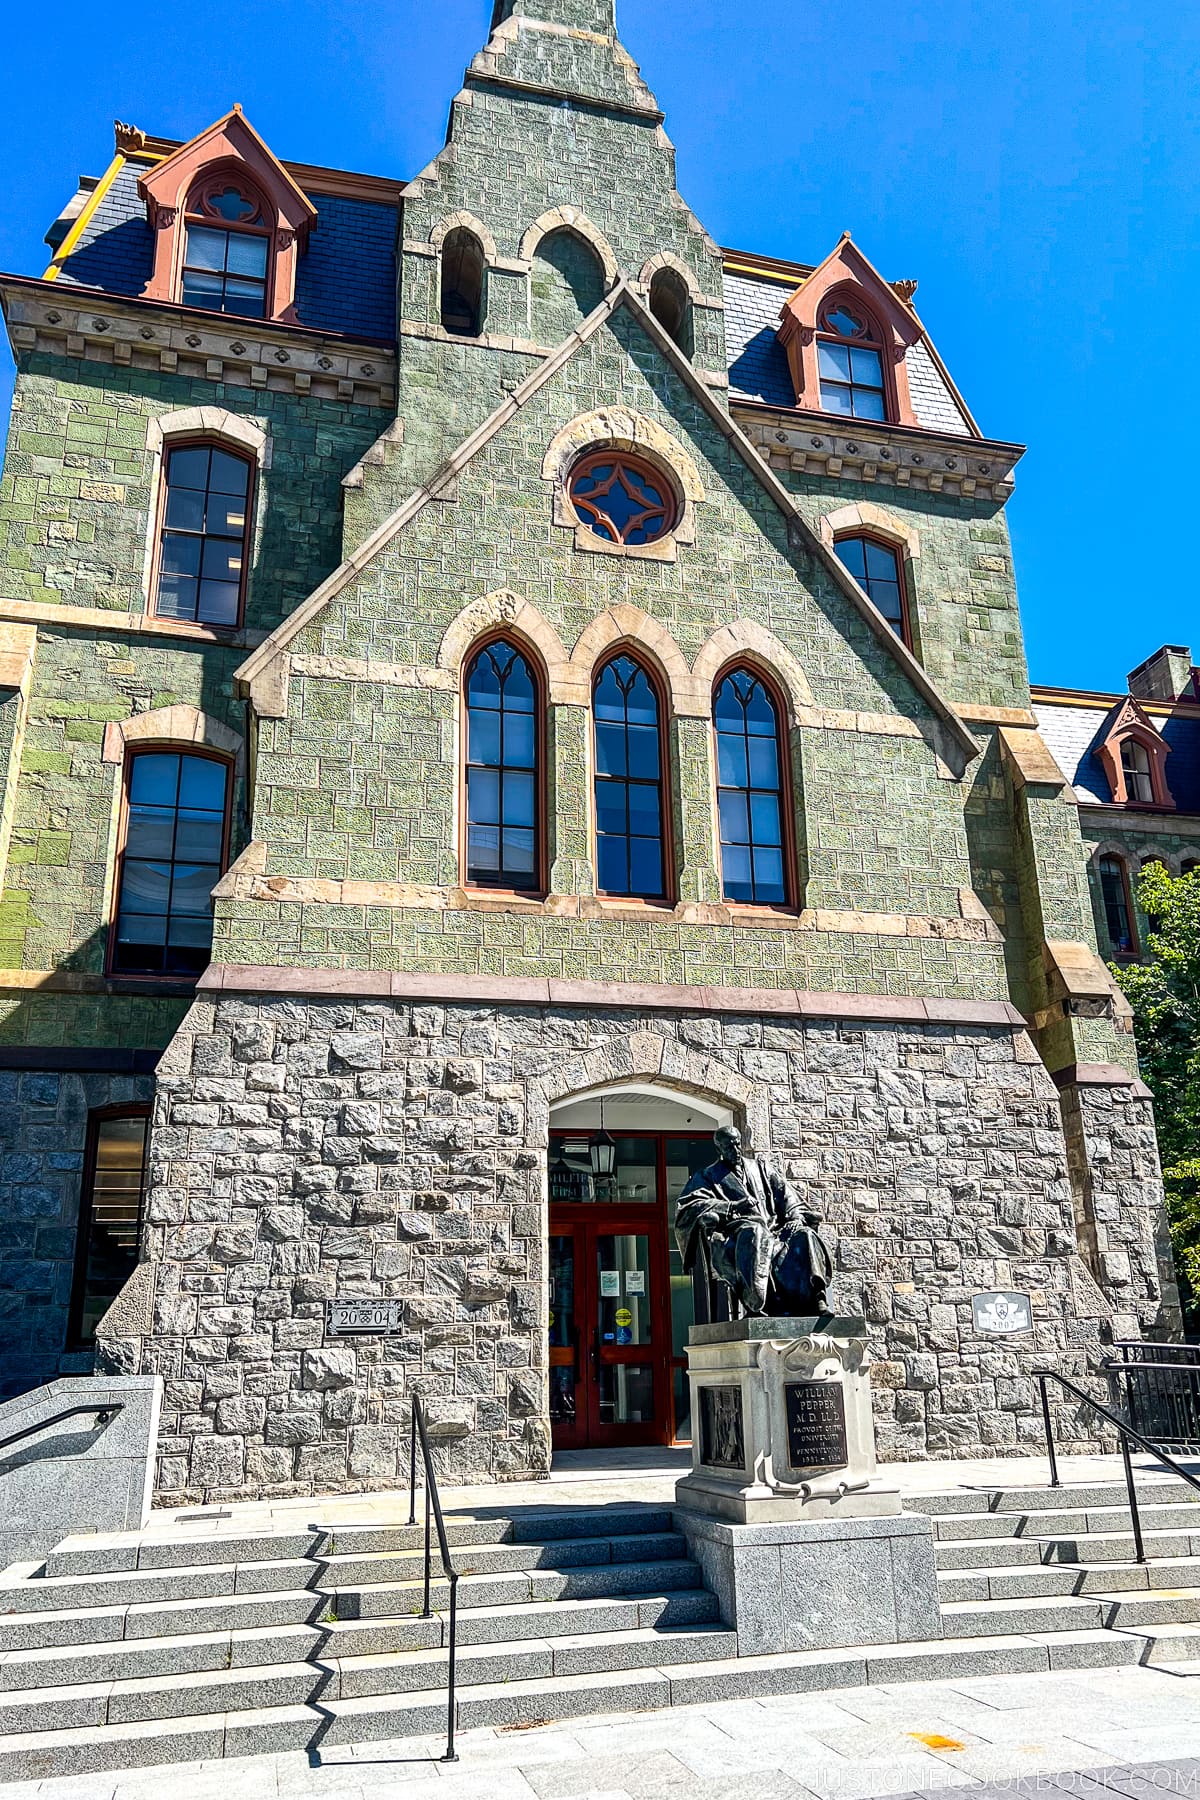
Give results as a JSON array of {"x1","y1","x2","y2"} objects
[
  {"x1": 784, "y1": 1379, "x2": 848, "y2": 1471},
  {"x1": 699, "y1": 1384, "x2": 745, "y2": 1469}
]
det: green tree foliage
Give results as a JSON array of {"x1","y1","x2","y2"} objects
[{"x1": 1113, "y1": 863, "x2": 1200, "y2": 1332}]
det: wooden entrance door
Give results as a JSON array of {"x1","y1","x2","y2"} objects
[{"x1": 549, "y1": 1213, "x2": 670, "y2": 1448}]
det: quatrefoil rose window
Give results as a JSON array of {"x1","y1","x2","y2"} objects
[{"x1": 567, "y1": 451, "x2": 677, "y2": 548}]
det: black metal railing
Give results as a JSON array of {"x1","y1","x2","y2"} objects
[
  {"x1": 407, "y1": 1395, "x2": 459, "y2": 1763},
  {"x1": 1036, "y1": 1369, "x2": 1200, "y2": 1563},
  {"x1": 0, "y1": 1401, "x2": 123, "y2": 1464},
  {"x1": 1105, "y1": 1342, "x2": 1200, "y2": 1451}
]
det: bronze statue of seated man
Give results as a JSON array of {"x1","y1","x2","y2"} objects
[{"x1": 675, "y1": 1124, "x2": 833, "y2": 1318}]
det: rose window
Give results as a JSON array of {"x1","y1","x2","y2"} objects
[{"x1": 567, "y1": 452, "x2": 676, "y2": 547}]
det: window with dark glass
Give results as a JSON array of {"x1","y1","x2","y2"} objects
[
  {"x1": 649, "y1": 269, "x2": 691, "y2": 351},
  {"x1": 569, "y1": 452, "x2": 675, "y2": 547},
  {"x1": 594, "y1": 654, "x2": 666, "y2": 899},
  {"x1": 714, "y1": 669, "x2": 787, "y2": 905},
  {"x1": 465, "y1": 640, "x2": 539, "y2": 890},
  {"x1": 68, "y1": 1111, "x2": 149, "y2": 1347},
  {"x1": 113, "y1": 752, "x2": 229, "y2": 976},
  {"x1": 1098, "y1": 853, "x2": 1135, "y2": 955},
  {"x1": 835, "y1": 535, "x2": 908, "y2": 641},
  {"x1": 181, "y1": 184, "x2": 270, "y2": 317},
  {"x1": 1120, "y1": 738, "x2": 1155, "y2": 804},
  {"x1": 1184, "y1": 859, "x2": 1199, "y2": 876},
  {"x1": 154, "y1": 444, "x2": 251, "y2": 626},
  {"x1": 817, "y1": 299, "x2": 887, "y2": 419},
  {"x1": 441, "y1": 227, "x2": 485, "y2": 336}
]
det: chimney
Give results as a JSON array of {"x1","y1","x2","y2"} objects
[{"x1": 1127, "y1": 645, "x2": 1197, "y2": 704}]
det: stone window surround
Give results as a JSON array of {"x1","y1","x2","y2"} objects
[
  {"x1": 140, "y1": 408, "x2": 270, "y2": 622},
  {"x1": 430, "y1": 211, "x2": 500, "y2": 340},
  {"x1": 542, "y1": 408, "x2": 704, "y2": 562},
  {"x1": 819, "y1": 502, "x2": 922, "y2": 658}
]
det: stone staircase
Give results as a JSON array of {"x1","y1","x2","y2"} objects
[{"x1": 2, "y1": 1476, "x2": 1200, "y2": 1780}]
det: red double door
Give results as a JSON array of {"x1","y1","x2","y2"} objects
[{"x1": 548, "y1": 1130, "x2": 712, "y2": 1451}]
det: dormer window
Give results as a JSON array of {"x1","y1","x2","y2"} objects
[
  {"x1": 817, "y1": 301, "x2": 886, "y2": 420},
  {"x1": 182, "y1": 180, "x2": 270, "y2": 317}
]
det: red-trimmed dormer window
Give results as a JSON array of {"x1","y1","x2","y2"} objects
[
  {"x1": 181, "y1": 179, "x2": 271, "y2": 318},
  {"x1": 1121, "y1": 738, "x2": 1155, "y2": 806},
  {"x1": 1095, "y1": 699, "x2": 1174, "y2": 810},
  {"x1": 817, "y1": 299, "x2": 887, "y2": 420}
]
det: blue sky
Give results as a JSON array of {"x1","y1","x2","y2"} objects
[{"x1": 1, "y1": 0, "x2": 1196, "y2": 691}]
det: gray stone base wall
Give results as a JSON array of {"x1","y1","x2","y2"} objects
[
  {"x1": 95, "y1": 993, "x2": 1165, "y2": 1505},
  {"x1": 0, "y1": 1065, "x2": 155, "y2": 1399}
]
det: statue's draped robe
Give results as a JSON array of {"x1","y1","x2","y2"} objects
[{"x1": 675, "y1": 1155, "x2": 833, "y2": 1316}]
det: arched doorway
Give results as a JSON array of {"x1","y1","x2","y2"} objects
[{"x1": 547, "y1": 1082, "x2": 735, "y2": 1452}]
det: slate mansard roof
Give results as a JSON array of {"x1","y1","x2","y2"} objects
[
  {"x1": 1034, "y1": 689, "x2": 1200, "y2": 815},
  {"x1": 52, "y1": 158, "x2": 399, "y2": 343}
]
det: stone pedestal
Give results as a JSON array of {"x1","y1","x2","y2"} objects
[
  {"x1": 674, "y1": 1317, "x2": 941, "y2": 1652},
  {"x1": 676, "y1": 1315, "x2": 899, "y2": 1524}
]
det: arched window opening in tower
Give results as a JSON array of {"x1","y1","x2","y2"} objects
[{"x1": 441, "y1": 227, "x2": 485, "y2": 336}]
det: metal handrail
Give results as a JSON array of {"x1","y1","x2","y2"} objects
[
  {"x1": 0, "y1": 1401, "x2": 122, "y2": 1462},
  {"x1": 407, "y1": 1395, "x2": 459, "y2": 1763},
  {"x1": 1036, "y1": 1369, "x2": 1200, "y2": 1563}
]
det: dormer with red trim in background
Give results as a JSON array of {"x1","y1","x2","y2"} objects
[{"x1": 138, "y1": 105, "x2": 317, "y2": 324}]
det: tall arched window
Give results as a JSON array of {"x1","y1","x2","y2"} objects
[
  {"x1": 1097, "y1": 853, "x2": 1136, "y2": 956},
  {"x1": 713, "y1": 668, "x2": 789, "y2": 906},
  {"x1": 153, "y1": 441, "x2": 253, "y2": 626},
  {"x1": 181, "y1": 177, "x2": 271, "y2": 317},
  {"x1": 111, "y1": 750, "x2": 231, "y2": 976},
  {"x1": 817, "y1": 296, "x2": 887, "y2": 420},
  {"x1": 464, "y1": 639, "x2": 540, "y2": 891},
  {"x1": 649, "y1": 268, "x2": 691, "y2": 352},
  {"x1": 1120, "y1": 738, "x2": 1155, "y2": 805},
  {"x1": 834, "y1": 534, "x2": 911, "y2": 645},
  {"x1": 594, "y1": 653, "x2": 667, "y2": 900},
  {"x1": 441, "y1": 227, "x2": 485, "y2": 336}
]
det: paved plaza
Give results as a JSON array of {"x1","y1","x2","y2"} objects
[{"x1": 3, "y1": 1663, "x2": 1200, "y2": 1800}]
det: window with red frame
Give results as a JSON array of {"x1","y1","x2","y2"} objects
[
  {"x1": 1120, "y1": 738, "x2": 1156, "y2": 805},
  {"x1": 817, "y1": 299, "x2": 887, "y2": 420},
  {"x1": 464, "y1": 639, "x2": 540, "y2": 891},
  {"x1": 568, "y1": 452, "x2": 676, "y2": 547},
  {"x1": 834, "y1": 535, "x2": 910, "y2": 644},
  {"x1": 112, "y1": 751, "x2": 230, "y2": 977},
  {"x1": 593, "y1": 653, "x2": 667, "y2": 899},
  {"x1": 181, "y1": 180, "x2": 271, "y2": 317},
  {"x1": 713, "y1": 668, "x2": 789, "y2": 906},
  {"x1": 68, "y1": 1110, "x2": 149, "y2": 1347},
  {"x1": 1097, "y1": 853, "x2": 1136, "y2": 955},
  {"x1": 154, "y1": 442, "x2": 251, "y2": 627}
]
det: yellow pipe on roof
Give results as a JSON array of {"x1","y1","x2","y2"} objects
[{"x1": 42, "y1": 154, "x2": 126, "y2": 282}]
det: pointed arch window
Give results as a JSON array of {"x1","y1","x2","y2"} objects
[
  {"x1": 1097, "y1": 853, "x2": 1136, "y2": 956},
  {"x1": 834, "y1": 534, "x2": 911, "y2": 645},
  {"x1": 181, "y1": 177, "x2": 271, "y2": 317},
  {"x1": 649, "y1": 268, "x2": 691, "y2": 353},
  {"x1": 594, "y1": 654, "x2": 667, "y2": 900},
  {"x1": 464, "y1": 639, "x2": 541, "y2": 891},
  {"x1": 817, "y1": 297, "x2": 887, "y2": 420},
  {"x1": 441, "y1": 227, "x2": 485, "y2": 336},
  {"x1": 714, "y1": 668, "x2": 789, "y2": 906}
]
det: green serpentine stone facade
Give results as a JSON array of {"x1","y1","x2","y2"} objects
[{"x1": 0, "y1": 0, "x2": 1180, "y2": 1486}]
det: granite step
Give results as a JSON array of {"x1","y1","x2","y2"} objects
[
  {"x1": 320, "y1": 1506, "x2": 676, "y2": 1558},
  {"x1": 1038, "y1": 1529, "x2": 1200, "y2": 1563},
  {"x1": 42, "y1": 1531, "x2": 323, "y2": 1579},
  {"x1": 322, "y1": 1624, "x2": 737, "y2": 1698},
  {"x1": 933, "y1": 1537, "x2": 1047, "y2": 1569},
  {"x1": 0, "y1": 1622, "x2": 322, "y2": 1691},
  {"x1": 0, "y1": 1660, "x2": 322, "y2": 1736},
  {"x1": 0, "y1": 1588, "x2": 322, "y2": 1652},
  {"x1": 0, "y1": 1558, "x2": 315, "y2": 1615},
  {"x1": 937, "y1": 1560, "x2": 1200, "y2": 1603},
  {"x1": 1115, "y1": 1622, "x2": 1200, "y2": 1665},
  {"x1": 322, "y1": 1586, "x2": 722, "y2": 1656},
  {"x1": 326, "y1": 1556, "x2": 704, "y2": 1620},
  {"x1": 940, "y1": 1594, "x2": 1105, "y2": 1636},
  {"x1": 317, "y1": 1530, "x2": 687, "y2": 1585},
  {"x1": 0, "y1": 1626, "x2": 1140, "y2": 1780},
  {"x1": 1099, "y1": 1587, "x2": 1200, "y2": 1628}
]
